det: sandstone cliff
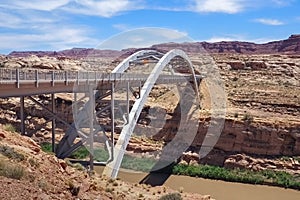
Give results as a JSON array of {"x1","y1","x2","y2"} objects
[{"x1": 7, "y1": 34, "x2": 300, "y2": 58}]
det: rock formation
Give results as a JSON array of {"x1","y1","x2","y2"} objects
[{"x1": 6, "y1": 34, "x2": 300, "y2": 58}]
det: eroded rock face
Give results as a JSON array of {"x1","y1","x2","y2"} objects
[
  {"x1": 153, "y1": 53, "x2": 300, "y2": 158},
  {"x1": 151, "y1": 34, "x2": 300, "y2": 54},
  {"x1": 224, "y1": 154, "x2": 300, "y2": 174},
  {"x1": 0, "y1": 55, "x2": 84, "y2": 71},
  {"x1": 196, "y1": 119, "x2": 300, "y2": 156}
]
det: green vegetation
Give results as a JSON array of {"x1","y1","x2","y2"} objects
[
  {"x1": 0, "y1": 145, "x2": 26, "y2": 180},
  {"x1": 3, "y1": 123, "x2": 16, "y2": 133},
  {"x1": 69, "y1": 146, "x2": 90, "y2": 159},
  {"x1": 65, "y1": 146, "x2": 156, "y2": 172},
  {"x1": 159, "y1": 193, "x2": 182, "y2": 200},
  {"x1": 39, "y1": 142, "x2": 300, "y2": 190},
  {"x1": 40, "y1": 142, "x2": 54, "y2": 153},
  {"x1": 40, "y1": 143, "x2": 156, "y2": 172},
  {"x1": 172, "y1": 164, "x2": 300, "y2": 190},
  {"x1": 0, "y1": 160, "x2": 25, "y2": 180},
  {"x1": 0, "y1": 145, "x2": 25, "y2": 161},
  {"x1": 121, "y1": 154, "x2": 156, "y2": 172}
]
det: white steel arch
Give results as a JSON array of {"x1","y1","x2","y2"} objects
[
  {"x1": 112, "y1": 50, "x2": 159, "y2": 73},
  {"x1": 103, "y1": 49, "x2": 200, "y2": 178}
]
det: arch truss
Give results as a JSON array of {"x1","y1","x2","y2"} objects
[{"x1": 55, "y1": 49, "x2": 202, "y2": 179}]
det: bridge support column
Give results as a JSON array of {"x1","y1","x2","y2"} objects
[
  {"x1": 89, "y1": 86, "x2": 95, "y2": 171},
  {"x1": 51, "y1": 93, "x2": 56, "y2": 152},
  {"x1": 20, "y1": 96, "x2": 25, "y2": 135},
  {"x1": 110, "y1": 83, "x2": 115, "y2": 161}
]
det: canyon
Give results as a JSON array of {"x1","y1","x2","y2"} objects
[{"x1": 0, "y1": 35, "x2": 300, "y2": 176}]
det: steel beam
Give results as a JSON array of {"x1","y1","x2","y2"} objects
[{"x1": 20, "y1": 96, "x2": 25, "y2": 135}]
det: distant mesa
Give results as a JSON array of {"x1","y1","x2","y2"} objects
[{"x1": 7, "y1": 34, "x2": 300, "y2": 58}]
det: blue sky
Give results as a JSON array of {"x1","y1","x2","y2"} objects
[{"x1": 0, "y1": 0, "x2": 299, "y2": 54}]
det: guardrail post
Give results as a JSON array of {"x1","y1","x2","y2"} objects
[
  {"x1": 65, "y1": 71, "x2": 68, "y2": 85},
  {"x1": 77, "y1": 71, "x2": 79, "y2": 85},
  {"x1": 16, "y1": 69, "x2": 20, "y2": 88},
  {"x1": 51, "y1": 71, "x2": 55, "y2": 86},
  {"x1": 35, "y1": 70, "x2": 39, "y2": 87}
]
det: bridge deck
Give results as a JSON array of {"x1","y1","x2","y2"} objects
[{"x1": 0, "y1": 68, "x2": 202, "y2": 97}]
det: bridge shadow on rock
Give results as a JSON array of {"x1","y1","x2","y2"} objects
[
  {"x1": 139, "y1": 161, "x2": 177, "y2": 186},
  {"x1": 140, "y1": 78, "x2": 201, "y2": 186}
]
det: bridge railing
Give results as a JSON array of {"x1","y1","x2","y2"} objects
[{"x1": 0, "y1": 68, "x2": 201, "y2": 86}]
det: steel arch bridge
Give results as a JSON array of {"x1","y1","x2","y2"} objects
[
  {"x1": 0, "y1": 48, "x2": 203, "y2": 178},
  {"x1": 54, "y1": 49, "x2": 202, "y2": 178},
  {"x1": 103, "y1": 49, "x2": 201, "y2": 178}
]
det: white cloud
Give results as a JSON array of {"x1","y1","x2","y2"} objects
[
  {"x1": 0, "y1": 12, "x2": 22, "y2": 28},
  {"x1": 250, "y1": 37, "x2": 282, "y2": 44},
  {"x1": 63, "y1": 0, "x2": 143, "y2": 17},
  {"x1": 0, "y1": 0, "x2": 70, "y2": 11},
  {"x1": 98, "y1": 27, "x2": 192, "y2": 50},
  {"x1": 0, "y1": 25, "x2": 98, "y2": 52},
  {"x1": 0, "y1": 10, "x2": 57, "y2": 29},
  {"x1": 204, "y1": 35, "x2": 283, "y2": 44},
  {"x1": 193, "y1": 0, "x2": 246, "y2": 14},
  {"x1": 205, "y1": 35, "x2": 245, "y2": 43},
  {"x1": 206, "y1": 37, "x2": 239, "y2": 43},
  {"x1": 254, "y1": 18, "x2": 284, "y2": 25},
  {"x1": 113, "y1": 24, "x2": 133, "y2": 31},
  {"x1": 0, "y1": 0, "x2": 143, "y2": 17},
  {"x1": 271, "y1": 0, "x2": 295, "y2": 6}
]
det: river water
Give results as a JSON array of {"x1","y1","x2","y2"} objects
[{"x1": 95, "y1": 166, "x2": 300, "y2": 200}]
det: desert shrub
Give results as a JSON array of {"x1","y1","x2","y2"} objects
[
  {"x1": 72, "y1": 162, "x2": 86, "y2": 171},
  {"x1": 0, "y1": 145, "x2": 25, "y2": 161},
  {"x1": 68, "y1": 182, "x2": 80, "y2": 196},
  {"x1": 28, "y1": 157, "x2": 40, "y2": 168},
  {"x1": 232, "y1": 77, "x2": 239, "y2": 81},
  {"x1": 242, "y1": 113, "x2": 253, "y2": 122},
  {"x1": 3, "y1": 123, "x2": 16, "y2": 133},
  {"x1": 0, "y1": 160, "x2": 25, "y2": 180},
  {"x1": 105, "y1": 187, "x2": 113, "y2": 193},
  {"x1": 38, "y1": 179, "x2": 49, "y2": 191},
  {"x1": 159, "y1": 193, "x2": 182, "y2": 200}
]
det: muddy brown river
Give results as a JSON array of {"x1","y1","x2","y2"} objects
[{"x1": 95, "y1": 166, "x2": 300, "y2": 200}]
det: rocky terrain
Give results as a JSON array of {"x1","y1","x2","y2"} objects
[
  {"x1": 0, "y1": 124, "x2": 210, "y2": 200},
  {"x1": 0, "y1": 35, "x2": 300, "y2": 197}
]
